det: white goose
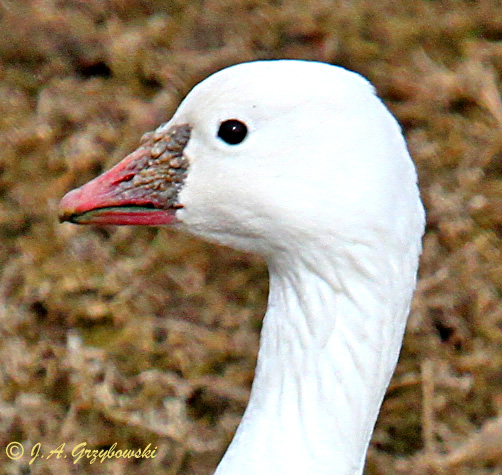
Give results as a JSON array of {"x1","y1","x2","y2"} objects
[{"x1": 59, "y1": 60, "x2": 425, "y2": 475}]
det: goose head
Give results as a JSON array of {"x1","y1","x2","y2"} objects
[
  {"x1": 59, "y1": 60, "x2": 425, "y2": 474},
  {"x1": 59, "y1": 60, "x2": 423, "y2": 260}
]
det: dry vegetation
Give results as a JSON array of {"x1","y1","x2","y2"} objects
[{"x1": 0, "y1": 0, "x2": 502, "y2": 473}]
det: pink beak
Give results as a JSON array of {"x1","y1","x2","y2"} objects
[{"x1": 58, "y1": 124, "x2": 191, "y2": 226}]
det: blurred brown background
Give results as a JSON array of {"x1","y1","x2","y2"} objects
[{"x1": 1, "y1": 0, "x2": 502, "y2": 473}]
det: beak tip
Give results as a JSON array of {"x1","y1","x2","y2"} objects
[
  {"x1": 58, "y1": 187, "x2": 83, "y2": 223},
  {"x1": 58, "y1": 196, "x2": 71, "y2": 220}
]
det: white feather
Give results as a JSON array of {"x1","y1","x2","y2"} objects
[{"x1": 158, "y1": 60, "x2": 425, "y2": 474}]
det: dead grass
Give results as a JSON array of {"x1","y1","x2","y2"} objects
[{"x1": 1, "y1": 0, "x2": 502, "y2": 473}]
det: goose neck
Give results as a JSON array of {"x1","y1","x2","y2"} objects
[{"x1": 216, "y1": 248, "x2": 414, "y2": 475}]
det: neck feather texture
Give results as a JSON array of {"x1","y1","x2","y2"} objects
[{"x1": 215, "y1": 239, "x2": 420, "y2": 475}]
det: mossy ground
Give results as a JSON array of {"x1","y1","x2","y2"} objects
[{"x1": 1, "y1": 1, "x2": 502, "y2": 473}]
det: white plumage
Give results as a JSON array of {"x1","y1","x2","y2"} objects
[{"x1": 60, "y1": 60, "x2": 425, "y2": 474}]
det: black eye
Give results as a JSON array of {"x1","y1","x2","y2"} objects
[{"x1": 218, "y1": 119, "x2": 248, "y2": 145}]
